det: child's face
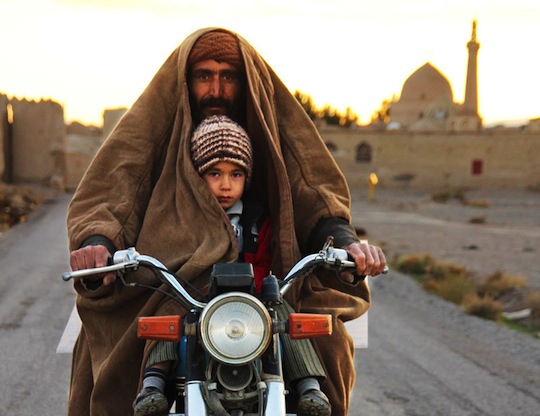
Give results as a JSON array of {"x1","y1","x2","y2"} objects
[{"x1": 202, "y1": 161, "x2": 246, "y2": 210}]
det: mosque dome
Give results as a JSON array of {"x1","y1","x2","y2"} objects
[
  {"x1": 389, "y1": 62, "x2": 455, "y2": 129},
  {"x1": 400, "y1": 62, "x2": 453, "y2": 103}
]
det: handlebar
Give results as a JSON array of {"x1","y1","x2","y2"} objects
[
  {"x1": 61, "y1": 247, "x2": 140, "y2": 282},
  {"x1": 62, "y1": 247, "x2": 206, "y2": 310},
  {"x1": 62, "y1": 242, "x2": 388, "y2": 310}
]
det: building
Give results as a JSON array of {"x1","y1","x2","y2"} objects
[
  {"x1": 388, "y1": 21, "x2": 482, "y2": 133},
  {"x1": 321, "y1": 21, "x2": 539, "y2": 191}
]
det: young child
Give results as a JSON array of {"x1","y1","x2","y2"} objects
[{"x1": 134, "y1": 115, "x2": 331, "y2": 416}]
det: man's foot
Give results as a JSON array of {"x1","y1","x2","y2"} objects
[
  {"x1": 133, "y1": 386, "x2": 169, "y2": 416},
  {"x1": 297, "y1": 389, "x2": 332, "y2": 416}
]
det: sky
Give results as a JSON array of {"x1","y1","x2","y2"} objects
[{"x1": 1, "y1": 0, "x2": 539, "y2": 126}]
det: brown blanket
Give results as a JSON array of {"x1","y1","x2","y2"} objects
[{"x1": 67, "y1": 27, "x2": 370, "y2": 416}]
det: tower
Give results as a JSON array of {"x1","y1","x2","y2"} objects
[
  {"x1": 463, "y1": 20, "x2": 480, "y2": 116},
  {"x1": 447, "y1": 20, "x2": 483, "y2": 131}
]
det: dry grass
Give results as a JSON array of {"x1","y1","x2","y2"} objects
[
  {"x1": 0, "y1": 183, "x2": 48, "y2": 229},
  {"x1": 524, "y1": 290, "x2": 540, "y2": 318},
  {"x1": 423, "y1": 274, "x2": 477, "y2": 305},
  {"x1": 463, "y1": 294, "x2": 504, "y2": 321},
  {"x1": 425, "y1": 261, "x2": 468, "y2": 280},
  {"x1": 465, "y1": 199, "x2": 491, "y2": 208},
  {"x1": 431, "y1": 188, "x2": 468, "y2": 203},
  {"x1": 395, "y1": 253, "x2": 534, "y2": 325},
  {"x1": 479, "y1": 271, "x2": 528, "y2": 298},
  {"x1": 394, "y1": 253, "x2": 435, "y2": 276}
]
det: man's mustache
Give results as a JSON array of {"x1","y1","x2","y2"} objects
[{"x1": 199, "y1": 97, "x2": 231, "y2": 109}]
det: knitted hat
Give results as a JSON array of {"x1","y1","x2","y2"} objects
[
  {"x1": 188, "y1": 30, "x2": 245, "y2": 73},
  {"x1": 190, "y1": 115, "x2": 253, "y2": 179}
]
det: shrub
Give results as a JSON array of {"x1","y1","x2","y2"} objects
[
  {"x1": 431, "y1": 187, "x2": 471, "y2": 204},
  {"x1": 524, "y1": 290, "x2": 540, "y2": 318},
  {"x1": 479, "y1": 271, "x2": 528, "y2": 298},
  {"x1": 465, "y1": 199, "x2": 490, "y2": 208},
  {"x1": 469, "y1": 216, "x2": 486, "y2": 224},
  {"x1": 431, "y1": 190, "x2": 453, "y2": 203},
  {"x1": 526, "y1": 183, "x2": 540, "y2": 193},
  {"x1": 462, "y1": 294, "x2": 504, "y2": 321},
  {"x1": 395, "y1": 253, "x2": 435, "y2": 276},
  {"x1": 425, "y1": 261, "x2": 468, "y2": 280},
  {"x1": 423, "y1": 274, "x2": 476, "y2": 305}
]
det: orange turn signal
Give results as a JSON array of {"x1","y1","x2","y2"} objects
[
  {"x1": 138, "y1": 315, "x2": 182, "y2": 342},
  {"x1": 288, "y1": 313, "x2": 332, "y2": 340}
]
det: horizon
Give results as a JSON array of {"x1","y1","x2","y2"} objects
[{"x1": 1, "y1": 0, "x2": 539, "y2": 126}]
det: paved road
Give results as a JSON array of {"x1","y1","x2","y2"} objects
[
  {"x1": 351, "y1": 272, "x2": 540, "y2": 415},
  {"x1": 0, "y1": 194, "x2": 73, "y2": 416},
  {"x1": 1, "y1": 193, "x2": 540, "y2": 415}
]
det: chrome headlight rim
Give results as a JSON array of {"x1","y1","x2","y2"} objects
[{"x1": 199, "y1": 292, "x2": 272, "y2": 365}]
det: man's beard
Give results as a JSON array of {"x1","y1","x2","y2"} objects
[
  {"x1": 191, "y1": 96, "x2": 245, "y2": 126},
  {"x1": 195, "y1": 97, "x2": 232, "y2": 120}
]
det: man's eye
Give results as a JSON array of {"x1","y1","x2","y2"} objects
[
  {"x1": 222, "y1": 72, "x2": 238, "y2": 82},
  {"x1": 193, "y1": 71, "x2": 210, "y2": 81}
]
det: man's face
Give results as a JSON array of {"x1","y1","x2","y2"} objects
[{"x1": 189, "y1": 60, "x2": 244, "y2": 122}]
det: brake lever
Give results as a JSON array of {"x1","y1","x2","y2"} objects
[{"x1": 61, "y1": 260, "x2": 139, "y2": 281}]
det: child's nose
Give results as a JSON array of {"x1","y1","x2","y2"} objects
[{"x1": 220, "y1": 176, "x2": 231, "y2": 189}]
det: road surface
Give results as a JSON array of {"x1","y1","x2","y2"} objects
[{"x1": 1, "y1": 193, "x2": 539, "y2": 415}]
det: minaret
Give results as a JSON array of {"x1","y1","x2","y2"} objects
[{"x1": 463, "y1": 20, "x2": 480, "y2": 115}]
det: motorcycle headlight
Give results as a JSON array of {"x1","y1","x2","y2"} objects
[{"x1": 199, "y1": 292, "x2": 272, "y2": 365}]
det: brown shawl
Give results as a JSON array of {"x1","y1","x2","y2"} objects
[{"x1": 67, "y1": 27, "x2": 370, "y2": 416}]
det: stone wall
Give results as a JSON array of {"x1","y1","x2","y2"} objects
[
  {"x1": 8, "y1": 98, "x2": 66, "y2": 186},
  {"x1": 322, "y1": 127, "x2": 540, "y2": 191},
  {"x1": 65, "y1": 133, "x2": 102, "y2": 191},
  {"x1": 62, "y1": 123, "x2": 540, "y2": 193},
  {"x1": 102, "y1": 108, "x2": 127, "y2": 142},
  {"x1": 2, "y1": 91, "x2": 538, "y2": 194},
  {"x1": 0, "y1": 94, "x2": 7, "y2": 181}
]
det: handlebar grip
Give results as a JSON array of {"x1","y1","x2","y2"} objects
[
  {"x1": 331, "y1": 248, "x2": 389, "y2": 284},
  {"x1": 61, "y1": 262, "x2": 131, "y2": 281}
]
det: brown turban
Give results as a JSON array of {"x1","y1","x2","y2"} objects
[{"x1": 187, "y1": 30, "x2": 245, "y2": 73}]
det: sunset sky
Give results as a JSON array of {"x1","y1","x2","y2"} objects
[{"x1": 1, "y1": 0, "x2": 538, "y2": 126}]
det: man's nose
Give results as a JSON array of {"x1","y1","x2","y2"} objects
[{"x1": 209, "y1": 76, "x2": 222, "y2": 97}]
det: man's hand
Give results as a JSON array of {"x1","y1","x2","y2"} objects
[
  {"x1": 70, "y1": 245, "x2": 117, "y2": 286},
  {"x1": 340, "y1": 240, "x2": 387, "y2": 284}
]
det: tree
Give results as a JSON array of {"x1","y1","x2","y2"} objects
[
  {"x1": 293, "y1": 90, "x2": 317, "y2": 120},
  {"x1": 370, "y1": 95, "x2": 396, "y2": 125},
  {"x1": 294, "y1": 90, "x2": 360, "y2": 127}
]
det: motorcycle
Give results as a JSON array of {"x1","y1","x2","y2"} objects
[{"x1": 63, "y1": 238, "x2": 383, "y2": 415}]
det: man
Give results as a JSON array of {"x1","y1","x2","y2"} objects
[{"x1": 67, "y1": 28, "x2": 386, "y2": 416}]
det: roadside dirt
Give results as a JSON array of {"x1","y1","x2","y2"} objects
[
  {"x1": 350, "y1": 188, "x2": 540, "y2": 290},
  {"x1": 348, "y1": 188, "x2": 540, "y2": 416}
]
